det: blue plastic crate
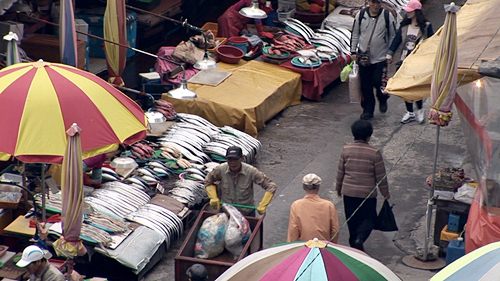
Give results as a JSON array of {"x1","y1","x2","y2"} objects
[
  {"x1": 76, "y1": 11, "x2": 137, "y2": 59},
  {"x1": 447, "y1": 213, "x2": 461, "y2": 233}
]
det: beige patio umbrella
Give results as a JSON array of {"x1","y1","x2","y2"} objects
[{"x1": 423, "y1": 2, "x2": 460, "y2": 263}]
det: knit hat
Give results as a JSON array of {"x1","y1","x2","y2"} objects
[
  {"x1": 404, "y1": 0, "x2": 422, "y2": 12},
  {"x1": 302, "y1": 173, "x2": 322, "y2": 186}
]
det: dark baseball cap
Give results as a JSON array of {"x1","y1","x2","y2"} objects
[{"x1": 226, "y1": 146, "x2": 243, "y2": 159}]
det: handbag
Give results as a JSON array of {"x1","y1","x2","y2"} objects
[
  {"x1": 357, "y1": 13, "x2": 380, "y2": 67},
  {"x1": 374, "y1": 199, "x2": 398, "y2": 232}
]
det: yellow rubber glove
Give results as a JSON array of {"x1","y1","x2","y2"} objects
[
  {"x1": 206, "y1": 184, "x2": 221, "y2": 210},
  {"x1": 256, "y1": 191, "x2": 274, "y2": 215}
]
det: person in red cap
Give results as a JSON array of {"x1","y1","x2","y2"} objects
[
  {"x1": 386, "y1": 0, "x2": 434, "y2": 124},
  {"x1": 204, "y1": 146, "x2": 277, "y2": 216}
]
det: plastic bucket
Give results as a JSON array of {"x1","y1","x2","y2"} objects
[{"x1": 227, "y1": 36, "x2": 250, "y2": 54}]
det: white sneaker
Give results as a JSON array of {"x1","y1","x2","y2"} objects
[
  {"x1": 416, "y1": 109, "x2": 425, "y2": 124},
  {"x1": 401, "y1": 111, "x2": 416, "y2": 124}
]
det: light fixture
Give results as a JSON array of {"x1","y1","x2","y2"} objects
[
  {"x1": 167, "y1": 64, "x2": 197, "y2": 99},
  {"x1": 475, "y1": 79, "x2": 482, "y2": 88},
  {"x1": 194, "y1": 32, "x2": 217, "y2": 70},
  {"x1": 239, "y1": 0, "x2": 267, "y2": 19}
]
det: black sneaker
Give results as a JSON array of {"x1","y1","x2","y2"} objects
[
  {"x1": 360, "y1": 112, "x2": 373, "y2": 120},
  {"x1": 379, "y1": 100, "x2": 388, "y2": 113}
]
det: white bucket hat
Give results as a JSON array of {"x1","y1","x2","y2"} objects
[
  {"x1": 16, "y1": 245, "x2": 52, "y2": 267},
  {"x1": 302, "y1": 173, "x2": 322, "y2": 186}
]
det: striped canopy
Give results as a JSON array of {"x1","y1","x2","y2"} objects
[
  {"x1": 0, "y1": 60, "x2": 147, "y2": 163},
  {"x1": 216, "y1": 240, "x2": 401, "y2": 281},
  {"x1": 431, "y1": 241, "x2": 500, "y2": 281}
]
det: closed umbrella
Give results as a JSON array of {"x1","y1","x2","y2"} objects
[
  {"x1": 216, "y1": 239, "x2": 401, "y2": 281},
  {"x1": 0, "y1": 60, "x2": 146, "y2": 163},
  {"x1": 59, "y1": 0, "x2": 78, "y2": 67},
  {"x1": 422, "y1": 2, "x2": 460, "y2": 263},
  {"x1": 52, "y1": 123, "x2": 85, "y2": 258},
  {"x1": 104, "y1": 0, "x2": 127, "y2": 86},
  {"x1": 3, "y1": 32, "x2": 20, "y2": 66},
  {"x1": 430, "y1": 241, "x2": 500, "y2": 281},
  {"x1": 428, "y1": 3, "x2": 459, "y2": 126}
]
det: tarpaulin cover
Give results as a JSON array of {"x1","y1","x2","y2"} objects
[
  {"x1": 163, "y1": 60, "x2": 301, "y2": 136},
  {"x1": 456, "y1": 76, "x2": 500, "y2": 253},
  {"x1": 385, "y1": 0, "x2": 499, "y2": 101}
]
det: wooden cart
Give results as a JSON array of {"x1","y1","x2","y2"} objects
[{"x1": 175, "y1": 210, "x2": 264, "y2": 281}]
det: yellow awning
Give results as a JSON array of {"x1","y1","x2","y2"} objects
[{"x1": 386, "y1": 0, "x2": 499, "y2": 101}]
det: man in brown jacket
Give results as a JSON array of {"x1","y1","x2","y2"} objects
[
  {"x1": 336, "y1": 120, "x2": 390, "y2": 251},
  {"x1": 204, "y1": 146, "x2": 277, "y2": 216}
]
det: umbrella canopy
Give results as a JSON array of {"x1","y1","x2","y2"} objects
[
  {"x1": 59, "y1": 0, "x2": 78, "y2": 67},
  {"x1": 104, "y1": 0, "x2": 127, "y2": 86},
  {"x1": 216, "y1": 239, "x2": 401, "y2": 281},
  {"x1": 428, "y1": 3, "x2": 459, "y2": 126},
  {"x1": 53, "y1": 123, "x2": 86, "y2": 258},
  {"x1": 430, "y1": 241, "x2": 500, "y2": 281},
  {"x1": 3, "y1": 32, "x2": 20, "y2": 66},
  {"x1": 0, "y1": 60, "x2": 147, "y2": 163}
]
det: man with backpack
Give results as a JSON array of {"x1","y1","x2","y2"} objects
[{"x1": 350, "y1": 0, "x2": 396, "y2": 120}]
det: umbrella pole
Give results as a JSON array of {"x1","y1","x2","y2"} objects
[
  {"x1": 423, "y1": 125, "x2": 440, "y2": 260},
  {"x1": 41, "y1": 164, "x2": 46, "y2": 222}
]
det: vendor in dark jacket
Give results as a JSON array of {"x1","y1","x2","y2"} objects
[{"x1": 386, "y1": 0, "x2": 434, "y2": 124}]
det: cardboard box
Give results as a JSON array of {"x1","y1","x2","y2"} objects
[
  {"x1": 21, "y1": 34, "x2": 86, "y2": 69},
  {"x1": 0, "y1": 209, "x2": 13, "y2": 231}
]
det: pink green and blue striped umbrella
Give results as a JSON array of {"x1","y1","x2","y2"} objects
[
  {"x1": 216, "y1": 239, "x2": 401, "y2": 281},
  {"x1": 431, "y1": 241, "x2": 500, "y2": 281}
]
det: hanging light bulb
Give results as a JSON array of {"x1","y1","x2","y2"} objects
[
  {"x1": 167, "y1": 64, "x2": 197, "y2": 99},
  {"x1": 239, "y1": 0, "x2": 268, "y2": 19},
  {"x1": 474, "y1": 79, "x2": 482, "y2": 89}
]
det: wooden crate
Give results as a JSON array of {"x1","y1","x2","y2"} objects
[{"x1": 175, "y1": 210, "x2": 263, "y2": 281}]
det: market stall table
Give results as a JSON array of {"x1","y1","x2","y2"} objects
[
  {"x1": 163, "y1": 60, "x2": 302, "y2": 136},
  {"x1": 281, "y1": 56, "x2": 350, "y2": 101}
]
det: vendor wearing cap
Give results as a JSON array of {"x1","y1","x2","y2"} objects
[
  {"x1": 204, "y1": 146, "x2": 277, "y2": 216},
  {"x1": 287, "y1": 174, "x2": 340, "y2": 243},
  {"x1": 16, "y1": 245, "x2": 64, "y2": 281}
]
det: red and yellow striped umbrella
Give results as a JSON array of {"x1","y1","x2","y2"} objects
[{"x1": 0, "y1": 60, "x2": 147, "y2": 164}]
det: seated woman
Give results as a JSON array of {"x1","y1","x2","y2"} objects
[
  {"x1": 217, "y1": 0, "x2": 274, "y2": 38},
  {"x1": 296, "y1": 0, "x2": 335, "y2": 13}
]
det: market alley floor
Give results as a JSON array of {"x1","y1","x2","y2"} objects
[
  {"x1": 142, "y1": 1, "x2": 468, "y2": 280},
  {"x1": 143, "y1": 80, "x2": 467, "y2": 281}
]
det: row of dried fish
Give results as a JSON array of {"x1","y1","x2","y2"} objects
[
  {"x1": 84, "y1": 182, "x2": 151, "y2": 219},
  {"x1": 204, "y1": 126, "x2": 262, "y2": 163},
  {"x1": 169, "y1": 179, "x2": 208, "y2": 208},
  {"x1": 126, "y1": 203, "x2": 183, "y2": 249}
]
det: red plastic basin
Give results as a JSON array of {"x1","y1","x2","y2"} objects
[{"x1": 216, "y1": 45, "x2": 244, "y2": 64}]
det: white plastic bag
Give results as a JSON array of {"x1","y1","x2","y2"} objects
[
  {"x1": 223, "y1": 204, "x2": 252, "y2": 260},
  {"x1": 194, "y1": 213, "x2": 228, "y2": 259},
  {"x1": 349, "y1": 62, "x2": 362, "y2": 103},
  {"x1": 453, "y1": 183, "x2": 476, "y2": 204}
]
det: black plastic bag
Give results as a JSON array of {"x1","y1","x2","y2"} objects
[{"x1": 374, "y1": 200, "x2": 398, "y2": 232}]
